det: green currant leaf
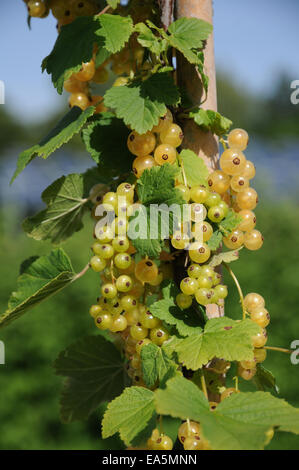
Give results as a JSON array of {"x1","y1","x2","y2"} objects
[
  {"x1": 22, "y1": 167, "x2": 113, "y2": 245},
  {"x1": 208, "y1": 248, "x2": 242, "y2": 268},
  {"x1": 190, "y1": 109, "x2": 233, "y2": 136},
  {"x1": 168, "y1": 17, "x2": 213, "y2": 64},
  {"x1": 177, "y1": 149, "x2": 209, "y2": 187},
  {"x1": 219, "y1": 209, "x2": 243, "y2": 234},
  {"x1": 196, "y1": 52, "x2": 209, "y2": 93},
  {"x1": 137, "y1": 164, "x2": 184, "y2": 206},
  {"x1": 252, "y1": 364, "x2": 280, "y2": 395},
  {"x1": 104, "y1": 72, "x2": 180, "y2": 134},
  {"x1": 80, "y1": 164, "x2": 116, "y2": 190},
  {"x1": 42, "y1": 15, "x2": 133, "y2": 93},
  {"x1": 128, "y1": 165, "x2": 185, "y2": 258},
  {"x1": 96, "y1": 14, "x2": 133, "y2": 53},
  {"x1": 155, "y1": 375, "x2": 210, "y2": 417},
  {"x1": 102, "y1": 386, "x2": 156, "y2": 446},
  {"x1": 0, "y1": 249, "x2": 76, "y2": 329},
  {"x1": 215, "y1": 391, "x2": 299, "y2": 441},
  {"x1": 130, "y1": 413, "x2": 158, "y2": 448},
  {"x1": 190, "y1": 108, "x2": 210, "y2": 127},
  {"x1": 168, "y1": 317, "x2": 261, "y2": 370},
  {"x1": 146, "y1": 294, "x2": 160, "y2": 307},
  {"x1": 54, "y1": 335, "x2": 129, "y2": 423},
  {"x1": 140, "y1": 343, "x2": 178, "y2": 388},
  {"x1": 149, "y1": 280, "x2": 203, "y2": 337},
  {"x1": 127, "y1": 206, "x2": 169, "y2": 259},
  {"x1": 11, "y1": 106, "x2": 95, "y2": 183},
  {"x1": 42, "y1": 17, "x2": 97, "y2": 94},
  {"x1": 22, "y1": 173, "x2": 88, "y2": 245},
  {"x1": 135, "y1": 22, "x2": 168, "y2": 55},
  {"x1": 161, "y1": 416, "x2": 183, "y2": 444},
  {"x1": 206, "y1": 230, "x2": 223, "y2": 250},
  {"x1": 146, "y1": 20, "x2": 167, "y2": 36},
  {"x1": 82, "y1": 112, "x2": 133, "y2": 173},
  {"x1": 155, "y1": 376, "x2": 299, "y2": 449}
]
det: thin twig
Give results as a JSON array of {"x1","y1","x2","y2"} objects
[
  {"x1": 96, "y1": 4, "x2": 111, "y2": 16},
  {"x1": 201, "y1": 373, "x2": 208, "y2": 400},
  {"x1": 265, "y1": 346, "x2": 292, "y2": 354},
  {"x1": 72, "y1": 263, "x2": 90, "y2": 282},
  {"x1": 233, "y1": 376, "x2": 239, "y2": 391},
  {"x1": 178, "y1": 153, "x2": 188, "y2": 187},
  {"x1": 110, "y1": 259, "x2": 116, "y2": 284},
  {"x1": 223, "y1": 262, "x2": 247, "y2": 320},
  {"x1": 220, "y1": 137, "x2": 228, "y2": 150},
  {"x1": 159, "y1": 415, "x2": 164, "y2": 434}
]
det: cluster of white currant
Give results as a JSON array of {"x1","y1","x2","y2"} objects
[
  {"x1": 24, "y1": 0, "x2": 106, "y2": 111},
  {"x1": 88, "y1": 180, "x2": 173, "y2": 386},
  {"x1": 216, "y1": 129, "x2": 263, "y2": 251},
  {"x1": 24, "y1": 0, "x2": 98, "y2": 23},
  {"x1": 145, "y1": 421, "x2": 211, "y2": 451},
  {"x1": 204, "y1": 292, "x2": 269, "y2": 397},
  {"x1": 89, "y1": 105, "x2": 267, "y2": 383},
  {"x1": 129, "y1": 117, "x2": 263, "y2": 250},
  {"x1": 237, "y1": 292, "x2": 269, "y2": 380},
  {"x1": 63, "y1": 33, "x2": 148, "y2": 112},
  {"x1": 126, "y1": 109, "x2": 264, "y2": 314},
  {"x1": 24, "y1": 0, "x2": 154, "y2": 113},
  {"x1": 129, "y1": 421, "x2": 211, "y2": 451},
  {"x1": 85, "y1": 103, "x2": 269, "y2": 450}
]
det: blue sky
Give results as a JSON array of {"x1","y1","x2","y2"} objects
[{"x1": 0, "y1": 0, "x2": 298, "y2": 123}]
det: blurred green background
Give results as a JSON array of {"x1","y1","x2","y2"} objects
[{"x1": 0, "y1": 0, "x2": 299, "y2": 451}]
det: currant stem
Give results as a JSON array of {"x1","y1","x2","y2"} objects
[
  {"x1": 159, "y1": 415, "x2": 164, "y2": 435},
  {"x1": 96, "y1": 5, "x2": 111, "y2": 16},
  {"x1": 233, "y1": 376, "x2": 239, "y2": 391},
  {"x1": 177, "y1": 112, "x2": 190, "y2": 120},
  {"x1": 265, "y1": 346, "x2": 292, "y2": 354},
  {"x1": 223, "y1": 262, "x2": 247, "y2": 320},
  {"x1": 220, "y1": 137, "x2": 228, "y2": 150},
  {"x1": 110, "y1": 260, "x2": 116, "y2": 284},
  {"x1": 72, "y1": 263, "x2": 90, "y2": 282},
  {"x1": 178, "y1": 153, "x2": 188, "y2": 187},
  {"x1": 186, "y1": 418, "x2": 191, "y2": 436},
  {"x1": 143, "y1": 283, "x2": 148, "y2": 305},
  {"x1": 200, "y1": 373, "x2": 208, "y2": 400}
]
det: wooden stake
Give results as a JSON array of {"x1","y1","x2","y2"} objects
[
  {"x1": 175, "y1": 0, "x2": 218, "y2": 167},
  {"x1": 175, "y1": 0, "x2": 223, "y2": 319}
]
